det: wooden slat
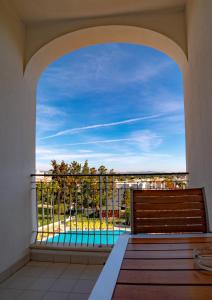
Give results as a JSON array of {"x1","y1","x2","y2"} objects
[
  {"x1": 134, "y1": 224, "x2": 206, "y2": 233},
  {"x1": 134, "y1": 202, "x2": 204, "y2": 210},
  {"x1": 126, "y1": 242, "x2": 212, "y2": 251},
  {"x1": 113, "y1": 285, "x2": 212, "y2": 300},
  {"x1": 112, "y1": 236, "x2": 212, "y2": 300},
  {"x1": 135, "y1": 210, "x2": 205, "y2": 218},
  {"x1": 117, "y1": 270, "x2": 212, "y2": 285},
  {"x1": 134, "y1": 195, "x2": 203, "y2": 203},
  {"x1": 124, "y1": 250, "x2": 193, "y2": 259},
  {"x1": 132, "y1": 188, "x2": 207, "y2": 234},
  {"x1": 135, "y1": 217, "x2": 205, "y2": 226},
  {"x1": 133, "y1": 188, "x2": 203, "y2": 196},
  {"x1": 128, "y1": 237, "x2": 212, "y2": 244},
  {"x1": 121, "y1": 258, "x2": 199, "y2": 270}
]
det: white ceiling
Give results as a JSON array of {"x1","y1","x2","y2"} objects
[{"x1": 11, "y1": 0, "x2": 186, "y2": 23}]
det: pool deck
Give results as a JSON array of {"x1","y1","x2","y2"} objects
[{"x1": 0, "y1": 261, "x2": 102, "y2": 300}]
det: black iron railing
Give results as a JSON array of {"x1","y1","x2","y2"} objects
[{"x1": 31, "y1": 173, "x2": 188, "y2": 247}]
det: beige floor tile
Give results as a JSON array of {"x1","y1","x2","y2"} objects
[
  {"x1": 0, "y1": 262, "x2": 99, "y2": 300},
  {"x1": 48, "y1": 263, "x2": 69, "y2": 269},
  {"x1": 40, "y1": 263, "x2": 68, "y2": 279},
  {"x1": 65, "y1": 264, "x2": 86, "y2": 272},
  {"x1": 68, "y1": 293, "x2": 89, "y2": 300},
  {"x1": 80, "y1": 265, "x2": 102, "y2": 279},
  {"x1": 28, "y1": 277, "x2": 56, "y2": 291},
  {"x1": 40, "y1": 268, "x2": 64, "y2": 279},
  {"x1": 60, "y1": 265, "x2": 86, "y2": 279},
  {"x1": 15, "y1": 265, "x2": 46, "y2": 278},
  {"x1": 49, "y1": 278, "x2": 77, "y2": 293},
  {"x1": 0, "y1": 288, "x2": 23, "y2": 299},
  {"x1": 17, "y1": 290, "x2": 45, "y2": 300},
  {"x1": 73, "y1": 279, "x2": 96, "y2": 294},
  {"x1": 0, "y1": 275, "x2": 35, "y2": 290},
  {"x1": 42, "y1": 291, "x2": 69, "y2": 300}
]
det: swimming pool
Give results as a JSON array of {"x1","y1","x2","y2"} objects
[{"x1": 47, "y1": 230, "x2": 127, "y2": 245}]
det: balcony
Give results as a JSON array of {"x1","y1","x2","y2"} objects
[
  {"x1": 1, "y1": 0, "x2": 212, "y2": 299},
  {"x1": 1, "y1": 173, "x2": 190, "y2": 300}
]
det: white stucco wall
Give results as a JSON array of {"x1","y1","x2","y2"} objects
[
  {"x1": 1, "y1": 0, "x2": 212, "y2": 274},
  {"x1": 0, "y1": 2, "x2": 35, "y2": 273},
  {"x1": 185, "y1": 0, "x2": 212, "y2": 230},
  {"x1": 0, "y1": 0, "x2": 188, "y2": 274},
  {"x1": 25, "y1": 7, "x2": 186, "y2": 66}
]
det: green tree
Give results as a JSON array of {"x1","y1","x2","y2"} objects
[{"x1": 98, "y1": 165, "x2": 107, "y2": 174}]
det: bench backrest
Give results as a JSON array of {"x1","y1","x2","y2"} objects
[{"x1": 131, "y1": 188, "x2": 208, "y2": 234}]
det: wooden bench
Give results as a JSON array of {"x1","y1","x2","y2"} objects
[{"x1": 131, "y1": 188, "x2": 208, "y2": 234}]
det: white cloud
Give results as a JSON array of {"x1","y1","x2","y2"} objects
[
  {"x1": 130, "y1": 130, "x2": 163, "y2": 152},
  {"x1": 63, "y1": 130, "x2": 162, "y2": 152},
  {"x1": 66, "y1": 138, "x2": 133, "y2": 146},
  {"x1": 36, "y1": 104, "x2": 67, "y2": 135},
  {"x1": 128, "y1": 60, "x2": 173, "y2": 84},
  {"x1": 37, "y1": 104, "x2": 66, "y2": 117},
  {"x1": 45, "y1": 153, "x2": 112, "y2": 160},
  {"x1": 36, "y1": 129, "x2": 165, "y2": 171},
  {"x1": 36, "y1": 119, "x2": 65, "y2": 134},
  {"x1": 38, "y1": 46, "x2": 174, "y2": 99},
  {"x1": 101, "y1": 154, "x2": 186, "y2": 173},
  {"x1": 41, "y1": 114, "x2": 163, "y2": 140},
  {"x1": 36, "y1": 152, "x2": 185, "y2": 173},
  {"x1": 78, "y1": 150, "x2": 93, "y2": 153},
  {"x1": 36, "y1": 147, "x2": 54, "y2": 154},
  {"x1": 36, "y1": 146, "x2": 118, "y2": 161}
]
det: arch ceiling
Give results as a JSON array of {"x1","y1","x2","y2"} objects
[
  {"x1": 12, "y1": 0, "x2": 186, "y2": 22},
  {"x1": 24, "y1": 25, "x2": 187, "y2": 86}
]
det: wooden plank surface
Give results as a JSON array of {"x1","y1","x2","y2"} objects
[
  {"x1": 112, "y1": 236, "x2": 212, "y2": 300},
  {"x1": 121, "y1": 258, "x2": 199, "y2": 270},
  {"x1": 134, "y1": 195, "x2": 203, "y2": 203},
  {"x1": 134, "y1": 202, "x2": 204, "y2": 210},
  {"x1": 124, "y1": 249, "x2": 193, "y2": 259},
  {"x1": 135, "y1": 217, "x2": 205, "y2": 226},
  {"x1": 133, "y1": 189, "x2": 203, "y2": 196},
  {"x1": 135, "y1": 210, "x2": 205, "y2": 218},
  {"x1": 117, "y1": 270, "x2": 212, "y2": 285},
  {"x1": 128, "y1": 237, "x2": 212, "y2": 244},
  {"x1": 134, "y1": 224, "x2": 206, "y2": 233},
  {"x1": 113, "y1": 285, "x2": 212, "y2": 300},
  {"x1": 126, "y1": 242, "x2": 212, "y2": 251}
]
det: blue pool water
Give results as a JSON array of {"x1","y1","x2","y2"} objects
[{"x1": 47, "y1": 230, "x2": 127, "y2": 245}]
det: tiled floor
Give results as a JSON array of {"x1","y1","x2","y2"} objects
[{"x1": 0, "y1": 262, "x2": 103, "y2": 300}]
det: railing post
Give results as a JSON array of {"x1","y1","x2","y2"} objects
[
  {"x1": 112, "y1": 175, "x2": 115, "y2": 244},
  {"x1": 41, "y1": 180, "x2": 44, "y2": 243},
  {"x1": 99, "y1": 175, "x2": 103, "y2": 246},
  {"x1": 31, "y1": 175, "x2": 38, "y2": 244},
  {"x1": 106, "y1": 175, "x2": 109, "y2": 246}
]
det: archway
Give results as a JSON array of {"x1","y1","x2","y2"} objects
[
  {"x1": 25, "y1": 25, "x2": 190, "y2": 235},
  {"x1": 24, "y1": 25, "x2": 187, "y2": 87},
  {"x1": 36, "y1": 41, "x2": 185, "y2": 173},
  {"x1": 24, "y1": 24, "x2": 188, "y2": 166}
]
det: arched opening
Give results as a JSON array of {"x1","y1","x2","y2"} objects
[
  {"x1": 36, "y1": 42, "x2": 185, "y2": 173},
  {"x1": 24, "y1": 25, "x2": 187, "y2": 86},
  {"x1": 25, "y1": 24, "x2": 188, "y2": 170},
  {"x1": 30, "y1": 27, "x2": 187, "y2": 244}
]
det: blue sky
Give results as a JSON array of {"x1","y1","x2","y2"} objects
[{"x1": 36, "y1": 43, "x2": 186, "y2": 172}]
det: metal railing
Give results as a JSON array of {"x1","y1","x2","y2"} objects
[{"x1": 31, "y1": 172, "x2": 188, "y2": 247}]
